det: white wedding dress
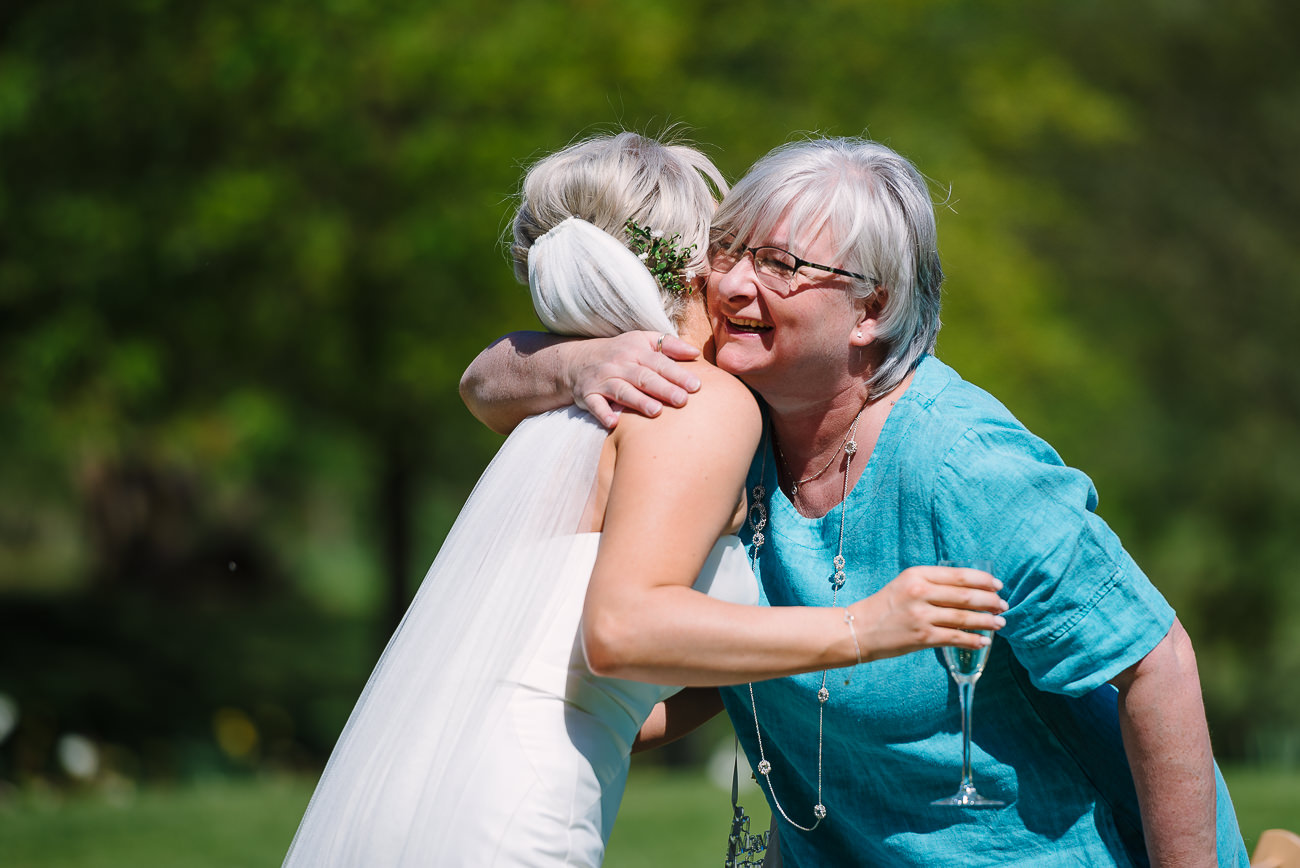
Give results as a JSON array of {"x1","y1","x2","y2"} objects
[
  {"x1": 439, "y1": 534, "x2": 756, "y2": 865},
  {"x1": 283, "y1": 218, "x2": 758, "y2": 866}
]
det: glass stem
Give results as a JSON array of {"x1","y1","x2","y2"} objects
[{"x1": 959, "y1": 677, "x2": 977, "y2": 790}]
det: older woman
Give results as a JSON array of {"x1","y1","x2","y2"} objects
[
  {"x1": 461, "y1": 137, "x2": 1249, "y2": 866},
  {"x1": 287, "y1": 132, "x2": 1006, "y2": 868}
]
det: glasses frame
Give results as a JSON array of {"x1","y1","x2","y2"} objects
[{"x1": 709, "y1": 237, "x2": 871, "y2": 295}]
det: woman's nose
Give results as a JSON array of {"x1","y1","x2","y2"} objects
[{"x1": 715, "y1": 251, "x2": 760, "y2": 299}]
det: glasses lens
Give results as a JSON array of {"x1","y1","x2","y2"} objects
[
  {"x1": 752, "y1": 247, "x2": 799, "y2": 289},
  {"x1": 708, "y1": 239, "x2": 739, "y2": 272}
]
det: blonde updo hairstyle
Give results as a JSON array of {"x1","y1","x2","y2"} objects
[{"x1": 511, "y1": 132, "x2": 727, "y2": 326}]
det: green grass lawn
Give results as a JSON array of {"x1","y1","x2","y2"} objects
[
  {"x1": 0, "y1": 776, "x2": 314, "y2": 868},
  {"x1": 0, "y1": 765, "x2": 1292, "y2": 866}
]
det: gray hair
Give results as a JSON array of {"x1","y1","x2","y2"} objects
[
  {"x1": 712, "y1": 137, "x2": 943, "y2": 396},
  {"x1": 511, "y1": 132, "x2": 727, "y2": 325}
]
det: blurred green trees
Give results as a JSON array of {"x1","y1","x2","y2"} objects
[{"x1": 1, "y1": 0, "x2": 1297, "y2": 780}]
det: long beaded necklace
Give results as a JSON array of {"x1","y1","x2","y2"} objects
[{"x1": 744, "y1": 403, "x2": 867, "y2": 833}]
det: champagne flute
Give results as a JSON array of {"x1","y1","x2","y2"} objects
[{"x1": 931, "y1": 559, "x2": 1004, "y2": 807}]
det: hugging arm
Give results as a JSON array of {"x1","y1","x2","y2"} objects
[
  {"x1": 458, "y1": 330, "x2": 703, "y2": 433},
  {"x1": 580, "y1": 370, "x2": 1008, "y2": 687}
]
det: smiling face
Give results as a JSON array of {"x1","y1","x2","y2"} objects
[{"x1": 706, "y1": 213, "x2": 875, "y2": 408}]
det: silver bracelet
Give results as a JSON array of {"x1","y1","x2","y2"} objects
[{"x1": 843, "y1": 609, "x2": 862, "y2": 665}]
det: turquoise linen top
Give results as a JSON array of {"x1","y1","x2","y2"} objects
[{"x1": 718, "y1": 356, "x2": 1248, "y2": 867}]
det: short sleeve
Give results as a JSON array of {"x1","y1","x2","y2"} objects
[{"x1": 933, "y1": 423, "x2": 1175, "y2": 697}]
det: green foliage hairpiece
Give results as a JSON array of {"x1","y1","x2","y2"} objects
[{"x1": 624, "y1": 220, "x2": 697, "y2": 295}]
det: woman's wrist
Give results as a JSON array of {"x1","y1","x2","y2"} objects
[{"x1": 553, "y1": 338, "x2": 581, "y2": 401}]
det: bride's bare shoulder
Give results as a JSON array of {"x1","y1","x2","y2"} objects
[
  {"x1": 616, "y1": 360, "x2": 760, "y2": 450},
  {"x1": 690, "y1": 359, "x2": 759, "y2": 408}
]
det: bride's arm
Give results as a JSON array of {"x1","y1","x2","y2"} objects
[
  {"x1": 582, "y1": 368, "x2": 1008, "y2": 687},
  {"x1": 632, "y1": 688, "x2": 724, "y2": 753},
  {"x1": 458, "y1": 330, "x2": 702, "y2": 434}
]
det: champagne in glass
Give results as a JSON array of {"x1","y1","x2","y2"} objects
[
  {"x1": 941, "y1": 639, "x2": 990, "y2": 680},
  {"x1": 931, "y1": 559, "x2": 1004, "y2": 808}
]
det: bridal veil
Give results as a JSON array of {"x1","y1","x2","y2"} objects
[{"x1": 283, "y1": 218, "x2": 676, "y2": 865}]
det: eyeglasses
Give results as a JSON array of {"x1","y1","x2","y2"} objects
[{"x1": 707, "y1": 237, "x2": 870, "y2": 296}]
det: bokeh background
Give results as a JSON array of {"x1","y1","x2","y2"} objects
[{"x1": 2, "y1": 0, "x2": 1298, "y2": 864}]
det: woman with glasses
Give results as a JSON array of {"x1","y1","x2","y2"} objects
[
  {"x1": 461, "y1": 136, "x2": 1249, "y2": 866},
  {"x1": 283, "y1": 132, "x2": 1006, "y2": 868}
]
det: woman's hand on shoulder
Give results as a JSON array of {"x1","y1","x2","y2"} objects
[
  {"x1": 459, "y1": 330, "x2": 702, "y2": 434},
  {"x1": 849, "y1": 565, "x2": 1008, "y2": 662},
  {"x1": 567, "y1": 331, "x2": 703, "y2": 429}
]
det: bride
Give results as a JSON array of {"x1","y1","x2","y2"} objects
[{"x1": 282, "y1": 132, "x2": 1006, "y2": 867}]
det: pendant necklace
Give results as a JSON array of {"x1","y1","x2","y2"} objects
[{"x1": 773, "y1": 415, "x2": 859, "y2": 504}]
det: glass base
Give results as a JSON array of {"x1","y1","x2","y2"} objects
[{"x1": 931, "y1": 784, "x2": 1004, "y2": 808}]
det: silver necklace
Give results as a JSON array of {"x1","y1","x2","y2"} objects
[
  {"x1": 773, "y1": 416, "x2": 858, "y2": 503},
  {"x1": 744, "y1": 403, "x2": 866, "y2": 832}
]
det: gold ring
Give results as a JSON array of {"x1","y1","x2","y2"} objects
[{"x1": 656, "y1": 334, "x2": 666, "y2": 353}]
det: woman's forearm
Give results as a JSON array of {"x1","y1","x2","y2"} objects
[
  {"x1": 1113, "y1": 620, "x2": 1217, "y2": 867},
  {"x1": 585, "y1": 588, "x2": 856, "y2": 685},
  {"x1": 459, "y1": 332, "x2": 577, "y2": 434},
  {"x1": 459, "y1": 330, "x2": 702, "y2": 433},
  {"x1": 583, "y1": 567, "x2": 1005, "y2": 687}
]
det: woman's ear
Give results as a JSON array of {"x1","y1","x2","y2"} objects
[{"x1": 850, "y1": 285, "x2": 888, "y2": 347}]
